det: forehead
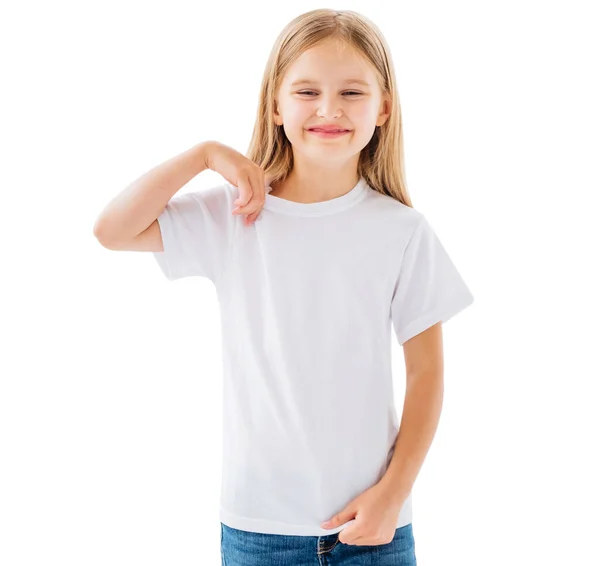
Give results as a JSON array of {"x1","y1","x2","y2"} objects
[{"x1": 281, "y1": 40, "x2": 377, "y2": 86}]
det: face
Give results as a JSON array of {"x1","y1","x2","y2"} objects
[{"x1": 274, "y1": 39, "x2": 391, "y2": 165}]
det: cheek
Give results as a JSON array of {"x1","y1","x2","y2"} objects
[
  {"x1": 285, "y1": 105, "x2": 310, "y2": 127},
  {"x1": 280, "y1": 106, "x2": 311, "y2": 141},
  {"x1": 351, "y1": 103, "x2": 378, "y2": 124}
]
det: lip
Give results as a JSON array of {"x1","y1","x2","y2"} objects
[
  {"x1": 307, "y1": 126, "x2": 351, "y2": 132},
  {"x1": 307, "y1": 127, "x2": 352, "y2": 138},
  {"x1": 307, "y1": 130, "x2": 351, "y2": 138}
]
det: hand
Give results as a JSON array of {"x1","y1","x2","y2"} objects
[
  {"x1": 320, "y1": 480, "x2": 406, "y2": 546},
  {"x1": 204, "y1": 141, "x2": 270, "y2": 225}
]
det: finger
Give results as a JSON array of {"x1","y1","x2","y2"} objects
[
  {"x1": 232, "y1": 176, "x2": 254, "y2": 213},
  {"x1": 240, "y1": 205, "x2": 263, "y2": 225},
  {"x1": 249, "y1": 171, "x2": 267, "y2": 207},
  {"x1": 234, "y1": 174, "x2": 264, "y2": 215},
  {"x1": 233, "y1": 177, "x2": 259, "y2": 213},
  {"x1": 337, "y1": 522, "x2": 361, "y2": 545},
  {"x1": 253, "y1": 171, "x2": 267, "y2": 209},
  {"x1": 233, "y1": 200, "x2": 261, "y2": 216},
  {"x1": 233, "y1": 175, "x2": 253, "y2": 206},
  {"x1": 258, "y1": 169, "x2": 267, "y2": 195},
  {"x1": 250, "y1": 170, "x2": 267, "y2": 204},
  {"x1": 245, "y1": 210, "x2": 261, "y2": 224}
]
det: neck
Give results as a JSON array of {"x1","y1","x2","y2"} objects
[{"x1": 270, "y1": 154, "x2": 361, "y2": 204}]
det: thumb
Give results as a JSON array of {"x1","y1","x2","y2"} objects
[
  {"x1": 320, "y1": 505, "x2": 356, "y2": 529},
  {"x1": 233, "y1": 181, "x2": 253, "y2": 207},
  {"x1": 234, "y1": 194, "x2": 250, "y2": 206}
]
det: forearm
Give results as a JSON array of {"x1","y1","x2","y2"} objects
[
  {"x1": 93, "y1": 140, "x2": 215, "y2": 245},
  {"x1": 379, "y1": 370, "x2": 444, "y2": 507}
]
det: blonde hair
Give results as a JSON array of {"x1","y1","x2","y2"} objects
[{"x1": 246, "y1": 8, "x2": 413, "y2": 208}]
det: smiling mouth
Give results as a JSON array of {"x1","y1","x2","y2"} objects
[{"x1": 308, "y1": 128, "x2": 351, "y2": 133}]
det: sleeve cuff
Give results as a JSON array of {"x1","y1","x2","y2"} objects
[{"x1": 395, "y1": 290, "x2": 474, "y2": 345}]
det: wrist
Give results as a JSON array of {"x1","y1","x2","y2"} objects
[
  {"x1": 378, "y1": 475, "x2": 411, "y2": 509},
  {"x1": 198, "y1": 140, "x2": 219, "y2": 171}
]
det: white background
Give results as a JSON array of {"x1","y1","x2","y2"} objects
[{"x1": 2, "y1": 1, "x2": 599, "y2": 564}]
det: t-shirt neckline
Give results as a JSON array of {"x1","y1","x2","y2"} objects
[{"x1": 263, "y1": 177, "x2": 369, "y2": 217}]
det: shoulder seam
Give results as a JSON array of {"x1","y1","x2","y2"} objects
[{"x1": 402, "y1": 212, "x2": 425, "y2": 254}]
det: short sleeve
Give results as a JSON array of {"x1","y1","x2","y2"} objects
[
  {"x1": 152, "y1": 183, "x2": 237, "y2": 283},
  {"x1": 390, "y1": 214, "x2": 474, "y2": 345}
]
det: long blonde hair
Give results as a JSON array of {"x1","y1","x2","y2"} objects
[{"x1": 246, "y1": 8, "x2": 413, "y2": 208}]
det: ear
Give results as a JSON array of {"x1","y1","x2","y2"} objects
[
  {"x1": 273, "y1": 100, "x2": 283, "y2": 126},
  {"x1": 376, "y1": 94, "x2": 392, "y2": 127}
]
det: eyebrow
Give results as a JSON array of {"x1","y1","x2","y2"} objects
[{"x1": 290, "y1": 79, "x2": 371, "y2": 87}]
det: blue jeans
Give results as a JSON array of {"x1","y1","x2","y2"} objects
[{"x1": 220, "y1": 522, "x2": 417, "y2": 565}]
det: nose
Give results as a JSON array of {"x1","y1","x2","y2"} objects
[{"x1": 316, "y1": 94, "x2": 342, "y2": 119}]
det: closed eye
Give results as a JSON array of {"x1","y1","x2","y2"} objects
[{"x1": 297, "y1": 91, "x2": 363, "y2": 97}]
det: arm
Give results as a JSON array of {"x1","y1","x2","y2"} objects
[
  {"x1": 93, "y1": 140, "x2": 215, "y2": 248},
  {"x1": 379, "y1": 322, "x2": 445, "y2": 507},
  {"x1": 319, "y1": 322, "x2": 445, "y2": 540}
]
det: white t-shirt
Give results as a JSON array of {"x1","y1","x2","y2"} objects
[{"x1": 152, "y1": 176, "x2": 474, "y2": 536}]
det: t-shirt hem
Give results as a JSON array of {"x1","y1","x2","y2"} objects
[{"x1": 219, "y1": 502, "x2": 413, "y2": 536}]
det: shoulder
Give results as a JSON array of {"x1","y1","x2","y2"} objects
[
  {"x1": 362, "y1": 185, "x2": 425, "y2": 239},
  {"x1": 213, "y1": 181, "x2": 238, "y2": 200},
  {"x1": 160, "y1": 182, "x2": 240, "y2": 238},
  {"x1": 198, "y1": 181, "x2": 237, "y2": 204},
  {"x1": 169, "y1": 182, "x2": 237, "y2": 212}
]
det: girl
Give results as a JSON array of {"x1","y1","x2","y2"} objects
[{"x1": 94, "y1": 8, "x2": 474, "y2": 565}]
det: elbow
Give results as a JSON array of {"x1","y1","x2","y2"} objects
[{"x1": 93, "y1": 219, "x2": 114, "y2": 249}]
